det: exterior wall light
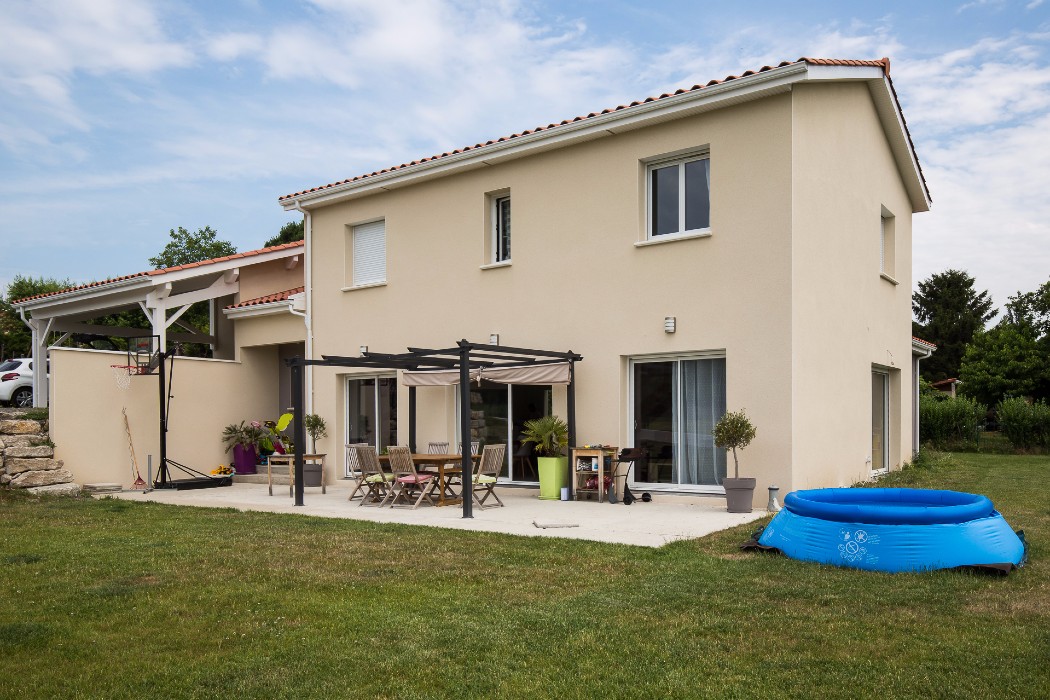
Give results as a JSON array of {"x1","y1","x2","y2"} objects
[
  {"x1": 359, "y1": 345, "x2": 368, "y2": 355},
  {"x1": 489, "y1": 333, "x2": 499, "y2": 345},
  {"x1": 664, "y1": 317, "x2": 676, "y2": 333}
]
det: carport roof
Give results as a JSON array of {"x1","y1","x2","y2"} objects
[{"x1": 12, "y1": 240, "x2": 303, "y2": 306}]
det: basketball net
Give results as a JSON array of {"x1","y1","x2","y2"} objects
[{"x1": 111, "y1": 364, "x2": 134, "y2": 391}]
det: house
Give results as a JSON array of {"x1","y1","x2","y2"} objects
[
  {"x1": 277, "y1": 56, "x2": 930, "y2": 506},
  {"x1": 930, "y1": 377, "x2": 961, "y2": 398},
  {"x1": 12, "y1": 242, "x2": 307, "y2": 486},
  {"x1": 18, "y1": 57, "x2": 931, "y2": 508}
]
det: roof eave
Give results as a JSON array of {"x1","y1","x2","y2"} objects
[
  {"x1": 223, "y1": 300, "x2": 296, "y2": 319},
  {"x1": 281, "y1": 62, "x2": 811, "y2": 210}
]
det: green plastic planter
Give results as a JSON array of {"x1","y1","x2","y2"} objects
[{"x1": 538, "y1": 457, "x2": 568, "y2": 500}]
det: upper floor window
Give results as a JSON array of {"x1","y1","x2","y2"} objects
[
  {"x1": 493, "y1": 195, "x2": 511, "y2": 263},
  {"x1": 648, "y1": 154, "x2": 710, "y2": 239},
  {"x1": 351, "y1": 219, "x2": 386, "y2": 286}
]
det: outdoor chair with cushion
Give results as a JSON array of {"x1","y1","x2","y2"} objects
[
  {"x1": 387, "y1": 446, "x2": 437, "y2": 509},
  {"x1": 350, "y1": 445, "x2": 394, "y2": 506},
  {"x1": 418, "y1": 440, "x2": 450, "y2": 477},
  {"x1": 472, "y1": 443, "x2": 507, "y2": 509}
]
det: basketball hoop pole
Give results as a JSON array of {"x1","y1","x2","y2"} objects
[{"x1": 156, "y1": 348, "x2": 169, "y2": 488}]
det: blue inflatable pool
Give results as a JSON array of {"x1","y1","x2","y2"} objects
[{"x1": 755, "y1": 488, "x2": 1026, "y2": 573}]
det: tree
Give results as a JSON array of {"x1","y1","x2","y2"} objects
[
  {"x1": 912, "y1": 269, "x2": 996, "y2": 381},
  {"x1": 0, "y1": 275, "x2": 74, "y2": 359},
  {"x1": 959, "y1": 324, "x2": 1045, "y2": 407},
  {"x1": 264, "y1": 220, "x2": 304, "y2": 248},
  {"x1": 149, "y1": 226, "x2": 237, "y2": 269},
  {"x1": 1004, "y1": 278, "x2": 1050, "y2": 340}
]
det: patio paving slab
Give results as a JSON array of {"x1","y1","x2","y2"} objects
[{"x1": 100, "y1": 481, "x2": 769, "y2": 548}]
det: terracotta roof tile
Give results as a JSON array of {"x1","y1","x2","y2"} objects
[
  {"x1": 225, "y1": 286, "x2": 305, "y2": 309},
  {"x1": 13, "y1": 240, "x2": 304, "y2": 305},
  {"x1": 280, "y1": 57, "x2": 924, "y2": 204},
  {"x1": 912, "y1": 336, "x2": 938, "y2": 348}
]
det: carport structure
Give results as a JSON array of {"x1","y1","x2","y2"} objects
[
  {"x1": 288, "y1": 340, "x2": 583, "y2": 518},
  {"x1": 10, "y1": 242, "x2": 304, "y2": 406}
]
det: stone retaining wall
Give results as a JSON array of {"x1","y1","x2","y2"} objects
[{"x1": 0, "y1": 409, "x2": 80, "y2": 496}]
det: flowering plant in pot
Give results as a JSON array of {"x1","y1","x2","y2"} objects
[
  {"x1": 520, "y1": 415, "x2": 569, "y2": 501},
  {"x1": 713, "y1": 409, "x2": 757, "y2": 513},
  {"x1": 221, "y1": 421, "x2": 266, "y2": 475}
]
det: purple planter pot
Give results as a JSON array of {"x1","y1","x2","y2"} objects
[{"x1": 232, "y1": 444, "x2": 258, "y2": 475}]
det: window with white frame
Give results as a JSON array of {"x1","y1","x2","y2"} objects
[
  {"x1": 647, "y1": 153, "x2": 711, "y2": 239},
  {"x1": 351, "y1": 219, "x2": 386, "y2": 286},
  {"x1": 493, "y1": 195, "x2": 511, "y2": 263}
]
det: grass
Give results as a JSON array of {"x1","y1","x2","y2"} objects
[{"x1": 1, "y1": 453, "x2": 1048, "y2": 699}]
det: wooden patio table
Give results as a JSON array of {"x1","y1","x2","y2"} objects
[
  {"x1": 379, "y1": 453, "x2": 478, "y2": 507},
  {"x1": 267, "y1": 453, "x2": 326, "y2": 497}
]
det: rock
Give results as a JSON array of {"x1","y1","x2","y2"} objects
[
  {"x1": 5, "y1": 458, "x2": 63, "y2": 476},
  {"x1": 27, "y1": 482, "x2": 81, "y2": 496},
  {"x1": 4, "y1": 445, "x2": 54, "y2": 459},
  {"x1": 0, "y1": 474, "x2": 10, "y2": 485},
  {"x1": 0, "y1": 420, "x2": 42, "y2": 435},
  {"x1": 10, "y1": 468, "x2": 73, "y2": 488},
  {"x1": 2, "y1": 435, "x2": 45, "y2": 448}
]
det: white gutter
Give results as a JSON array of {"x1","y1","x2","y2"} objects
[
  {"x1": 289, "y1": 200, "x2": 313, "y2": 415},
  {"x1": 223, "y1": 300, "x2": 296, "y2": 320},
  {"x1": 281, "y1": 62, "x2": 811, "y2": 210}
]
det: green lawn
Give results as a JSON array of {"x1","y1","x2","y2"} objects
[{"x1": 1, "y1": 453, "x2": 1047, "y2": 699}]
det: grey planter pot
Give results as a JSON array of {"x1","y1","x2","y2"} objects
[
  {"x1": 723, "y1": 477, "x2": 757, "y2": 513},
  {"x1": 303, "y1": 463, "x2": 323, "y2": 487}
]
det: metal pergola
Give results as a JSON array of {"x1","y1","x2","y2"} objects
[{"x1": 287, "y1": 339, "x2": 583, "y2": 518}]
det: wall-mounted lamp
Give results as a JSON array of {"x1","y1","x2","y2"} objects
[
  {"x1": 359, "y1": 345, "x2": 368, "y2": 355},
  {"x1": 489, "y1": 333, "x2": 499, "y2": 345},
  {"x1": 664, "y1": 316, "x2": 676, "y2": 333}
]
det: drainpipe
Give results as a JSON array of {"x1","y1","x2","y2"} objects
[{"x1": 289, "y1": 200, "x2": 313, "y2": 415}]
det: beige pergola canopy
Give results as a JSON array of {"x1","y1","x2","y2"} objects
[{"x1": 401, "y1": 361, "x2": 571, "y2": 387}]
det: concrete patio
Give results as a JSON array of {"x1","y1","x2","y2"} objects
[{"x1": 101, "y1": 480, "x2": 770, "y2": 547}]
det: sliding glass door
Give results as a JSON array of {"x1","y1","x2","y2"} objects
[
  {"x1": 872, "y1": 371, "x2": 889, "y2": 473},
  {"x1": 460, "y1": 380, "x2": 550, "y2": 481},
  {"x1": 631, "y1": 356, "x2": 726, "y2": 488},
  {"x1": 345, "y1": 375, "x2": 397, "y2": 456}
]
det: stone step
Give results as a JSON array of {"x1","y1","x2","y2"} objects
[{"x1": 233, "y1": 472, "x2": 288, "y2": 485}]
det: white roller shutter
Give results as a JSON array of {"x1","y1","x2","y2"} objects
[{"x1": 353, "y1": 220, "x2": 386, "y2": 285}]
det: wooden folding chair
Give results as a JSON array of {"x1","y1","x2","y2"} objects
[
  {"x1": 472, "y1": 444, "x2": 507, "y2": 509},
  {"x1": 387, "y1": 446, "x2": 437, "y2": 509},
  {"x1": 344, "y1": 442, "x2": 369, "y2": 502}
]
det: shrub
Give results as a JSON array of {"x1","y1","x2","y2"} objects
[
  {"x1": 997, "y1": 398, "x2": 1050, "y2": 450},
  {"x1": 919, "y1": 395, "x2": 984, "y2": 449}
]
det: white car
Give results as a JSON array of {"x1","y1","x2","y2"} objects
[{"x1": 0, "y1": 358, "x2": 34, "y2": 407}]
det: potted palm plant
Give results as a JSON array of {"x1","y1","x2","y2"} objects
[
  {"x1": 713, "y1": 409, "x2": 757, "y2": 513},
  {"x1": 302, "y1": 413, "x2": 328, "y2": 487},
  {"x1": 520, "y1": 415, "x2": 569, "y2": 500},
  {"x1": 222, "y1": 421, "x2": 266, "y2": 475}
]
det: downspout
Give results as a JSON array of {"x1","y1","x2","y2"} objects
[
  {"x1": 289, "y1": 200, "x2": 314, "y2": 415},
  {"x1": 912, "y1": 344, "x2": 933, "y2": 456}
]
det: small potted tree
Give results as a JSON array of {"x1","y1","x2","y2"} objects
[
  {"x1": 713, "y1": 409, "x2": 757, "y2": 513},
  {"x1": 520, "y1": 415, "x2": 569, "y2": 500},
  {"x1": 302, "y1": 413, "x2": 328, "y2": 487},
  {"x1": 222, "y1": 421, "x2": 266, "y2": 475}
]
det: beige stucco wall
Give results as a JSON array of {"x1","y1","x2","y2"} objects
[
  {"x1": 304, "y1": 92, "x2": 797, "y2": 496},
  {"x1": 237, "y1": 257, "x2": 303, "y2": 303},
  {"x1": 234, "y1": 312, "x2": 306, "y2": 350},
  {"x1": 50, "y1": 347, "x2": 277, "y2": 486},
  {"x1": 790, "y1": 82, "x2": 915, "y2": 489}
]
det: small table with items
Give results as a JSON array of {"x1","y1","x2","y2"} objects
[
  {"x1": 570, "y1": 446, "x2": 619, "y2": 502},
  {"x1": 266, "y1": 453, "x2": 327, "y2": 496}
]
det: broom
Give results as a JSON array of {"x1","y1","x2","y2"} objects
[{"x1": 123, "y1": 408, "x2": 147, "y2": 490}]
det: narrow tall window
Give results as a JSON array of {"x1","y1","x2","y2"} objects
[
  {"x1": 494, "y1": 195, "x2": 511, "y2": 263},
  {"x1": 880, "y1": 208, "x2": 895, "y2": 278},
  {"x1": 648, "y1": 154, "x2": 710, "y2": 239},
  {"x1": 352, "y1": 220, "x2": 386, "y2": 286}
]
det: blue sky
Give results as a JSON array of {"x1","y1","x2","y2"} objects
[{"x1": 1, "y1": 0, "x2": 1048, "y2": 314}]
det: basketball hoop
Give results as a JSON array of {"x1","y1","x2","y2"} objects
[{"x1": 110, "y1": 364, "x2": 141, "y2": 391}]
